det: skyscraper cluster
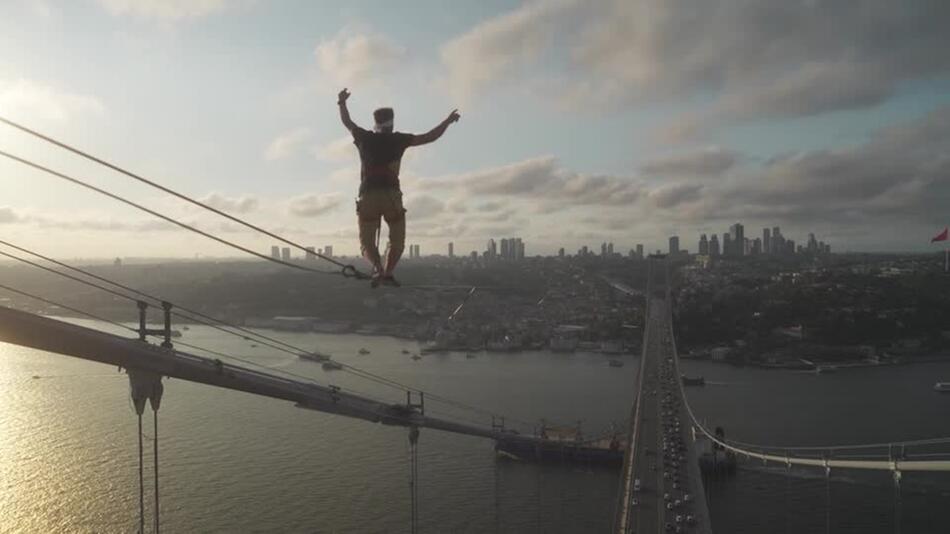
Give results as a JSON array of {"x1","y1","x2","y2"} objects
[
  {"x1": 270, "y1": 244, "x2": 333, "y2": 261},
  {"x1": 484, "y1": 237, "x2": 526, "y2": 260},
  {"x1": 694, "y1": 224, "x2": 831, "y2": 258}
]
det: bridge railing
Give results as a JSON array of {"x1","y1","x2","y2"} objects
[{"x1": 663, "y1": 280, "x2": 950, "y2": 474}]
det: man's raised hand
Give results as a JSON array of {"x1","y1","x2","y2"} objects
[
  {"x1": 338, "y1": 88, "x2": 351, "y2": 105},
  {"x1": 447, "y1": 109, "x2": 461, "y2": 124}
]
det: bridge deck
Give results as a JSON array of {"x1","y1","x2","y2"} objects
[
  {"x1": 0, "y1": 305, "x2": 540, "y2": 444},
  {"x1": 615, "y1": 261, "x2": 712, "y2": 534}
]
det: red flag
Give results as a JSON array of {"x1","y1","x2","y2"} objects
[{"x1": 932, "y1": 227, "x2": 949, "y2": 243}]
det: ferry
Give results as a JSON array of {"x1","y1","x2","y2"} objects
[
  {"x1": 934, "y1": 382, "x2": 950, "y2": 392},
  {"x1": 322, "y1": 361, "x2": 343, "y2": 371},
  {"x1": 298, "y1": 352, "x2": 330, "y2": 363},
  {"x1": 681, "y1": 375, "x2": 705, "y2": 387},
  {"x1": 411, "y1": 354, "x2": 422, "y2": 361},
  {"x1": 358, "y1": 348, "x2": 370, "y2": 355}
]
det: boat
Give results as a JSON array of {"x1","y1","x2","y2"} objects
[
  {"x1": 182, "y1": 326, "x2": 190, "y2": 331},
  {"x1": 358, "y1": 348, "x2": 370, "y2": 355},
  {"x1": 609, "y1": 359, "x2": 624, "y2": 367},
  {"x1": 298, "y1": 352, "x2": 331, "y2": 362},
  {"x1": 401, "y1": 349, "x2": 410, "y2": 355},
  {"x1": 681, "y1": 375, "x2": 705, "y2": 387},
  {"x1": 934, "y1": 382, "x2": 950, "y2": 392},
  {"x1": 411, "y1": 355, "x2": 422, "y2": 361},
  {"x1": 322, "y1": 361, "x2": 343, "y2": 371},
  {"x1": 170, "y1": 329, "x2": 183, "y2": 338}
]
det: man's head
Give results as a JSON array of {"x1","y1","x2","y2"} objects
[{"x1": 373, "y1": 107, "x2": 394, "y2": 133}]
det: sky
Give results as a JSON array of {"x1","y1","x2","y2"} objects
[{"x1": 1, "y1": 0, "x2": 950, "y2": 259}]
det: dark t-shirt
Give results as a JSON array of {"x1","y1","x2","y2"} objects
[{"x1": 351, "y1": 127, "x2": 414, "y2": 193}]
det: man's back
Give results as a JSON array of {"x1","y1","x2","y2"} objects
[{"x1": 352, "y1": 127, "x2": 414, "y2": 192}]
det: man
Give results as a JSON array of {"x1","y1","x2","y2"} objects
[{"x1": 337, "y1": 88, "x2": 460, "y2": 287}]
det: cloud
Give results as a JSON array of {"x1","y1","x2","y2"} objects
[
  {"x1": 314, "y1": 135, "x2": 356, "y2": 162},
  {"x1": 648, "y1": 183, "x2": 704, "y2": 209},
  {"x1": 0, "y1": 78, "x2": 103, "y2": 122},
  {"x1": 265, "y1": 127, "x2": 312, "y2": 161},
  {"x1": 439, "y1": 0, "x2": 578, "y2": 102},
  {"x1": 441, "y1": 1, "x2": 950, "y2": 131},
  {"x1": 0, "y1": 207, "x2": 25, "y2": 224},
  {"x1": 429, "y1": 156, "x2": 641, "y2": 207},
  {"x1": 199, "y1": 193, "x2": 258, "y2": 214},
  {"x1": 96, "y1": 0, "x2": 231, "y2": 20},
  {"x1": 315, "y1": 30, "x2": 405, "y2": 87},
  {"x1": 288, "y1": 193, "x2": 342, "y2": 218},
  {"x1": 404, "y1": 195, "x2": 444, "y2": 220},
  {"x1": 639, "y1": 148, "x2": 738, "y2": 177}
]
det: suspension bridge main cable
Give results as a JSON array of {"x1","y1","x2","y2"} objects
[
  {"x1": 0, "y1": 149, "x2": 363, "y2": 279},
  {"x1": 0, "y1": 241, "x2": 537, "y2": 428},
  {"x1": 0, "y1": 116, "x2": 362, "y2": 277}
]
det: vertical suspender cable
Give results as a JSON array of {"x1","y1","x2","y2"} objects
[
  {"x1": 408, "y1": 427, "x2": 420, "y2": 534},
  {"x1": 138, "y1": 413, "x2": 145, "y2": 534},
  {"x1": 154, "y1": 411, "x2": 160, "y2": 534}
]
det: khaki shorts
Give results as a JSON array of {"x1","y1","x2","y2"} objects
[{"x1": 356, "y1": 187, "x2": 406, "y2": 254}]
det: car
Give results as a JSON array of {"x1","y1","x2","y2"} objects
[
  {"x1": 634, "y1": 478, "x2": 642, "y2": 492},
  {"x1": 632, "y1": 498, "x2": 639, "y2": 506},
  {"x1": 667, "y1": 502, "x2": 674, "y2": 510},
  {"x1": 676, "y1": 514, "x2": 683, "y2": 523}
]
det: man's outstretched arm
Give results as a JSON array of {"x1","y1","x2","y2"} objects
[
  {"x1": 410, "y1": 109, "x2": 461, "y2": 146},
  {"x1": 338, "y1": 88, "x2": 359, "y2": 132}
]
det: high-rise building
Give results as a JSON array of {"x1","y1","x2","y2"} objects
[
  {"x1": 305, "y1": 246, "x2": 316, "y2": 260},
  {"x1": 500, "y1": 238, "x2": 510, "y2": 260},
  {"x1": 771, "y1": 227, "x2": 782, "y2": 254},
  {"x1": 807, "y1": 233, "x2": 818, "y2": 254},
  {"x1": 709, "y1": 234, "x2": 720, "y2": 257},
  {"x1": 448, "y1": 242, "x2": 454, "y2": 258},
  {"x1": 669, "y1": 236, "x2": 680, "y2": 255},
  {"x1": 601, "y1": 242, "x2": 607, "y2": 257},
  {"x1": 517, "y1": 238, "x2": 525, "y2": 260},
  {"x1": 729, "y1": 223, "x2": 745, "y2": 257},
  {"x1": 607, "y1": 242, "x2": 614, "y2": 256},
  {"x1": 763, "y1": 228, "x2": 771, "y2": 255},
  {"x1": 414, "y1": 244, "x2": 420, "y2": 258},
  {"x1": 281, "y1": 247, "x2": 291, "y2": 261},
  {"x1": 636, "y1": 244, "x2": 644, "y2": 258},
  {"x1": 558, "y1": 247, "x2": 565, "y2": 258},
  {"x1": 487, "y1": 239, "x2": 497, "y2": 259},
  {"x1": 698, "y1": 234, "x2": 709, "y2": 255},
  {"x1": 744, "y1": 238, "x2": 751, "y2": 256},
  {"x1": 324, "y1": 245, "x2": 333, "y2": 258},
  {"x1": 752, "y1": 238, "x2": 762, "y2": 255},
  {"x1": 271, "y1": 246, "x2": 280, "y2": 259}
]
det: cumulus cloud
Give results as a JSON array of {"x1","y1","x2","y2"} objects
[
  {"x1": 315, "y1": 30, "x2": 405, "y2": 87},
  {"x1": 404, "y1": 195, "x2": 445, "y2": 220},
  {"x1": 199, "y1": 193, "x2": 258, "y2": 214},
  {"x1": 265, "y1": 127, "x2": 312, "y2": 161},
  {"x1": 440, "y1": 0, "x2": 577, "y2": 102},
  {"x1": 429, "y1": 156, "x2": 641, "y2": 207},
  {"x1": 314, "y1": 135, "x2": 356, "y2": 162},
  {"x1": 288, "y1": 193, "x2": 342, "y2": 218},
  {"x1": 96, "y1": 0, "x2": 231, "y2": 20},
  {"x1": 441, "y1": 1, "x2": 950, "y2": 133},
  {"x1": 0, "y1": 207, "x2": 25, "y2": 224},
  {"x1": 0, "y1": 78, "x2": 103, "y2": 122},
  {"x1": 639, "y1": 148, "x2": 738, "y2": 177}
]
